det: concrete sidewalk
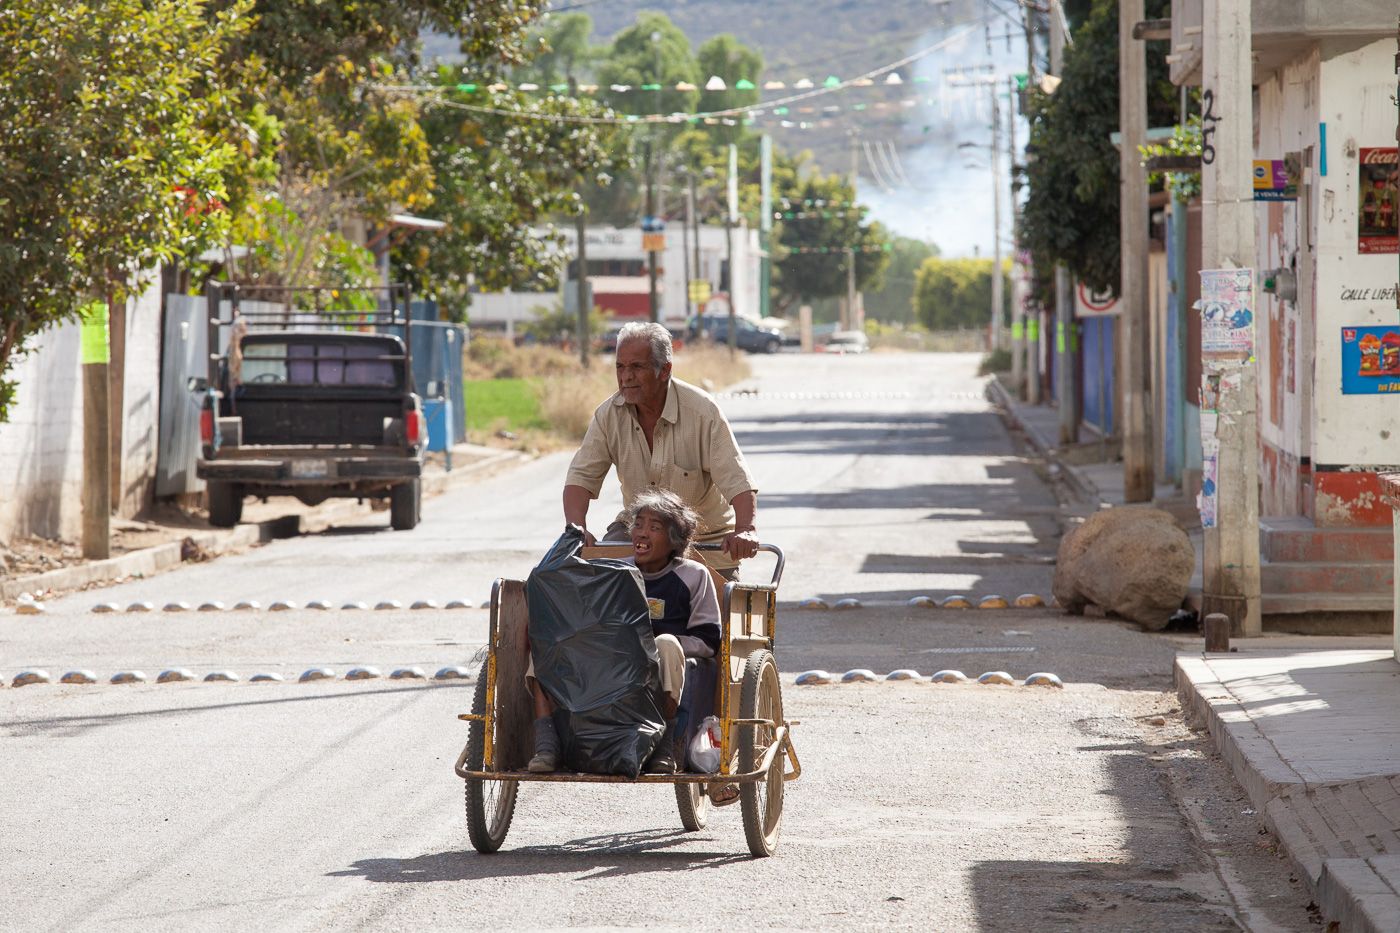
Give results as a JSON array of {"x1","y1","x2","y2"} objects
[{"x1": 988, "y1": 379, "x2": 1400, "y2": 930}]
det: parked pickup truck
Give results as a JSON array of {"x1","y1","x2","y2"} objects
[{"x1": 195, "y1": 285, "x2": 426, "y2": 531}]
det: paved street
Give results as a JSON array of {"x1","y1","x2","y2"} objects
[{"x1": 2, "y1": 353, "x2": 1316, "y2": 930}]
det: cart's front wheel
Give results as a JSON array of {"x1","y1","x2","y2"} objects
[
  {"x1": 676, "y1": 781, "x2": 709, "y2": 831},
  {"x1": 738, "y1": 649, "x2": 785, "y2": 857},
  {"x1": 464, "y1": 660, "x2": 518, "y2": 853}
]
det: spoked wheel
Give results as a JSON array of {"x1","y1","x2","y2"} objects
[
  {"x1": 738, "y1": 649, "x2": 785, "y2": 857},
  {"x1": 464, "y1": 660, "x2": 518, "y2": 853},
  {"x1": 676, "y1": 781, "x2": 710, "y2": 831}
]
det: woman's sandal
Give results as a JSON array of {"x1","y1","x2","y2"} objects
[{"x1": 707, "y1": 782, "x2": 741, "y2": 806}]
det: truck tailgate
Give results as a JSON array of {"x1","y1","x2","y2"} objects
[{"x1": 236, "y1": 397, "x2": 401, "y2": 446}]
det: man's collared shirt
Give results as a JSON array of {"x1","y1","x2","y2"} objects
[{"x1": 565, "y1": 377, "x2": 756, "y2": 549}]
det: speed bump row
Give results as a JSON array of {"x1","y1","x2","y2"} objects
[
  {"x1": 796, "y1": 668, "x2": 1063, "y2": 688},
  {"x1": 7, "y1": 665, "x2": 476, "y2": 688},
  {"x1": 71, "y1": 599, "x2": 491, "y2": 615},
  {"x1": 796, "y1": 594, "x2": 1054, "y2": 611}
]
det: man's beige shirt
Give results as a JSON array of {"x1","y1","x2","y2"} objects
[{"x1": 565, "y1": 377, "x2": 756, "y2": 554}]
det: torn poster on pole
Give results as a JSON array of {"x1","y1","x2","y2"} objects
[
  {"x1": 1197, "y1": 268, "x2": 1256, "y2": 363},
  {"x1": 1198, "y1": 437, "x2": 1219, "y2": 529}
]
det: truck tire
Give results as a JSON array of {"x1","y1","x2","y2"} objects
[
  {"x1": 207, "y1": 481, "x2": 243, "y2": 528},
  {"x1": 764, "y1": 337, "x2": 780, "y2": 354},
  {"x1": 390, "y1": 478, "x2": 420, "y2": 531}
]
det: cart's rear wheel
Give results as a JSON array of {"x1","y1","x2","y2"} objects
[
  {"x1": 676, "y1": 781, "x2": 710, "y2": 831},
  {"x1": 464, "y1": 660, "x2": 517, "y2": 853},
  {"x1": 738, "y1": 649, "x2": 785, "y2": 857}
]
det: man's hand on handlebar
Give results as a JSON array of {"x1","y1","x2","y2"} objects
[{"x1": 722, "y1": 529, "x2": 759, "y2": 560}]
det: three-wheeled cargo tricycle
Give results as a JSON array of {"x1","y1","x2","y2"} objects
[{"x1": 454, "y1": 543, "x2": 800, "y2": 857}]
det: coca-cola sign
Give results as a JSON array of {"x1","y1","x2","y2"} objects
[{"x1": 1358, "y1": 148, "x2": 1399, "y2": 255}]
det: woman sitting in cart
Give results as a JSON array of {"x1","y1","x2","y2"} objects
[{"x1": 527, "y1": 489, "x2": 721, "y2": 775}]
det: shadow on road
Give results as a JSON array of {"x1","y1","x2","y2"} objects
[{"x1": 331, "y1": 829, "x2": 751, "y2": 883}]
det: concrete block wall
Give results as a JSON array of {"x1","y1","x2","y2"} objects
[{"x1": 0, "y1": 278, "x2": 164, "y2": 545}]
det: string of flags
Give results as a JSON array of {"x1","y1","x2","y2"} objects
[
  {"x1": 455, "y1": 72, "x2": 937, "y2": 96},
  {"x1": 785, "y1": 243, "x2": 893, "y2": 254}
]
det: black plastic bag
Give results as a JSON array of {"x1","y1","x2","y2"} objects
[{"x1": 526, "y1": 525, "x2": 665, "y2": 777}]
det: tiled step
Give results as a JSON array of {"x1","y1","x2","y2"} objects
[
  {"x1": 1262, "y1": 517, "x2": 1394, "y2": 563},
  {"x1": 1261, "y1": 560, "x2": 1393, "y2": 595}
]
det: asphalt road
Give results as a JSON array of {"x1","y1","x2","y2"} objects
[{"x1": 1, "y1": 353, "x2": 1315, "y2": 930}]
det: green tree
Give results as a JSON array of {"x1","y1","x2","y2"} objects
[
  {"x1": 516, "y1": 13, "x2": 598, "y2": 87},
  {"x1": 1020, "y1": 0, "x2": 1175, "y2": 296},
  {"x1": 913, "y1": 257, "x2": 1009, "y2": 331},
  {"x1": 595, "y1": 12, "x2": 699, "y2": 119},
  {"x1": 695, "y1": 34, "x2": 762, "y2": 147},
  {"x1": 771, "y1": 174, "x2": 889, "y2": 316},
  {"x1": 0, "y1": 0, "x2": 250, "y2": 421},
  {"x1": 391, "y1": 73, "x2": 628, "y2": 314},
  {"x1": 862, "y1": 236, "x2": 939, "y2": 325}
]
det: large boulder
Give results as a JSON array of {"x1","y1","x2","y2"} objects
[{"x1": 1052, "y1": 507, "x2": 1194, "y2": 630}]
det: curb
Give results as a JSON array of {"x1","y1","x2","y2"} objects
[
  {"x1": 1175, "y1": 653, "x2": 1400, "y2": 931},
  {"x1": 985, "y1": 376, "x2": 1100, "y2": 506},
  {"x1": 0, "y1": 446, "x2": 528, "y2": 604}
]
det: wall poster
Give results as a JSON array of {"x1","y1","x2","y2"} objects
[
  {"x1": 1198, "y1": 268, "x2": 1255, "y2": 362},
  {"x1": 1358, "y1": 148, "x2": 1399, "y2": 255},
  {"x1": 1340, "y1": 325, "x2": 1400, "y2": 394}
]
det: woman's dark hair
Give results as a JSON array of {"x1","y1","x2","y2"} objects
[{"x1": 625, "y1": 489, "x2": 698, "y2": 556}]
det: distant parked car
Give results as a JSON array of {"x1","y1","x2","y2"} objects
[
  {"x1": 696, "y1": 314, "x2": 785, "y2": 354},
  {"x1": 819, "y1": 330, "x2": 870, "y2": 354}
]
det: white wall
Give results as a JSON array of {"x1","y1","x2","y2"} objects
[
  {"x1": 0, "y1": 278, "x2": 164, "y2": 544},
  {"x1": 1311, "y1": 38, "x2": 1400, "y2": 467}
]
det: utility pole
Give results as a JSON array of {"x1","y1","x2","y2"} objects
[
  {"x1": 689, "y1": 172, "x2": 702, "y2": 306},
  {"x1": 1119, "y1": 0, "x2": 1153, "y2": 501},
  {"x1": 726, "y1": 142, "x2": 738, "y2": 356},
  {"x1": 1050, "y1": 0, "x2": 1078, "y2": 446},
  {"x1": 989, "y1": 81, "x2": 1004, "y2": 353},
  {"x1": 1201, "y1": 0, "x2": 1261, "y2": 636},
  {"x1": 81, "y1": 301, "x2": 110, "y2": 559},
  {"x1": 575, "y1": 210, "x2": 589, "y2": 367},
  {"x1": 760, "y1": 134, "x2": 773, "y2": 318},
  {"x1": 681, "y1": 172, "x2": 693, "y2": 326},
  {"x1": 845, "y1": 130, "x2": 860, "y2": 331},
  {"x1": 645, "y1": 140, "x2": 659, "y2": 323}
]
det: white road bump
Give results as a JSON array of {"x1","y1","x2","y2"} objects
[
  {"x1": 411, "y1": 599, "x2": 439, "y2": 611},
  {"x1": 907, "y1": 596, "x2": 937, "y2": 608},
  {"x1": 269, "y1": 600, "x2": 298, "y2": 612},
  {"x1": 233, "y1": 600, "x2": 261, "y2": 611},
  {"x1": 111, "y1": 671, "x2": 148, "y2": 685},
  {"x1": 341, "y1": 602, "x2": 368, "y2": 611},
  {"x1": 390, "y1": 667, "x2": 426, "y2": 680},
  {"x1": 977, "y1": 671, "x2": 1016, "y2": 686},
  {"x1": 795, "y1": 670, "x2": 834, "y2": 686},
  {"x1": 204, "y1": 671, "x2": 240, "y2": 683},
  {"x1": 13, "y1": 670, "x2": 53, "y2": 687},
  {"x1": 61, "y1": 670, "x2": 98, "y2": 685},
  {"x1": 833, "y1": 598, "x2": 863, "y2": 610},
  {"x1": 885, "y1": 669, "x2": 922, "y2": 681},
  {"x1": 299, "y1": 667, "x2": 336, "y2": 683},
  {"x1": 16, "y1": 600, "x2": 46, "y2": 615},
  {"x1": 157, "y1": 668, "x2": 195, "y2": 683},
  {"x1": 92, "y1": 603, "x2": 121, "y2": 614},
  {"x1": 840, "y1": 669, "x2": 879, "y2": 683},
  {"x1": 127, "y1": 601, "x2": 155, "y2": 613},
  {"x1": 797, "y1": 598, "x2": 829, "y2": 610},
  {"x1": 375, "y1": 600, "x2": 402, "y2": 611},
  {"x1": 250, "y1": 672, "x2": 284, "y2": 683},
  {"x1": 930, "y1": 670, "x2": 970, "y2": 684},
  {"x1": 479, "y1": 600, "x2": 493, "y2": 609},
  {"x1": 346, "y1": 667, "x2": 381, "y2": 680},
  {"x1": 306, "y1": 600, "x2": 333, "y2": 611},
  {"x1": 198, "y1": 601, "x2": 226, "y2": 612},
  {"x1": 444, "y1": 600, "x2": 471, "y2": 610},
  {"x1": 1023, "y1": 672, "x2": 1064, "y2": 688},
  {"x1": 434, "y1": 666, "x2": 471, "y2": 680},
  {"x1": 978, "y1": 595, "x2": 1009, "y2": 610},
  {"x1": 163, "y1": 601, "x2": 191, "y2": 613},
  {"x1": 1014, "y1": 594, "x2": 1046, "y2": 608}
]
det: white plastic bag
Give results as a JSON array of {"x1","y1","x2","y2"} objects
[{"x1": 688, "y1": 715, "x2": 722, "y2": 773}]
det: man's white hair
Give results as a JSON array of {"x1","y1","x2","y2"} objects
[{"x1": 616, "y1": 321, "x2": 673, "y2": 374}]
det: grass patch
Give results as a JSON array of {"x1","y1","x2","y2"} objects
[{"x1": 465, "y1": 378, "x2": 548, "y2": 433}]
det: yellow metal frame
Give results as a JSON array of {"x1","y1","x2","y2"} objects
[{"x1": 455, "y1": 545, "x2": 798, "y2": 787}]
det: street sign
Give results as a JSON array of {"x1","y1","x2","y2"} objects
[
  {"x1": 642, "y1": 232, "x2": 665, "y2": 252},
  {"x1": 1075, "y1": 281, "x2": 1121, "y2": 317},
  {"x1": 688, "y1": 280, "x2": 711, "y2": 303}
]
